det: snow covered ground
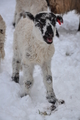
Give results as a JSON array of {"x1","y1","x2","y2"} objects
[{"x1": 0, "y1": 0, "x2": 80, "y2": 120}]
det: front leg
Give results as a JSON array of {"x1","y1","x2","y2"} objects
[
  {"x1": 42, "y1": 60, "x2": 57, "y2": 104},
  {"x1": 22, "y1": 63, "x2": 34, "y2": 96},
  {"x1": 12, "y1": 57, "x2": 20, "y2": 83}
]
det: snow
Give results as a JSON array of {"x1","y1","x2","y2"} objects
[{"x1": 0, "y1": 0, "x2": 80, "y2": 120}]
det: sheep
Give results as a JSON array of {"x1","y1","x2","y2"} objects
[
  {"x1": 12, "y1": 11, "x2": 64, "y2": 106},
  {"x1": 13, "y1": 0, "x2": 63, "y2": 37},
  {"x1": 47, "y1": 0, "x2": 80, "y2": 31},
  {"x1": 13, "y1": 0, "x2": 47, "y2": 27},
  {"x1": 0, "y1": 15, "x2": 6, "y2": 63}
]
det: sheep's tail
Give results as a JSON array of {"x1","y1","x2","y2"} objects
[{"x1": 45, "y1": 0, "x2": 51, "y2": 12}]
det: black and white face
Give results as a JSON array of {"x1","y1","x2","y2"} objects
[
  {"x1": 23, "y1": 12, "x2": 63, "y2": 44},
  {"x1": 34, "y1": 12, "x2": 57, "y2": 44}
]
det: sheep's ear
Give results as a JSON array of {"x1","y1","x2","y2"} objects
[
  {"x1": 25, "y1": 12, "x2": 34, "y2": 21},
  {"x1": 21, "y1": 12, "x2": 34, "y2": 21},
  {"x1": 56, "y1": 15, "x2": 63, "y2": 25}
]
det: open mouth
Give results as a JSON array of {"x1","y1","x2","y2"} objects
[
  {"x1": 43, "y1": 36, "x2": 53, "y2": 44},
  {"x1": 47, "y1": 38, "x2": 53, "y2": 44},
  {"x1": 46, "y1": 37, "x2": 53, "y2": 44}
]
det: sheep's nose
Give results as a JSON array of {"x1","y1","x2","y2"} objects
[
  {"x1": 49, "y1": 34, "x2": 53, "y2": 37},
  {"x1": 49, "y1": 33, "x2": 53, "y2": 38}
]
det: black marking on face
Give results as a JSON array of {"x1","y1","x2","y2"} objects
[
  {"x1": 35, "y1": 16, "x2": 46, "y2": 33},
  {"x1": 34, "y1": 13, "x2": 57, "y2": 44},
  {"x1": 43, "y1": 25, "x2": 54, "y2": 44},
  {"x1": 47, "y1": 25, "x2": 53, "y2": 35}
]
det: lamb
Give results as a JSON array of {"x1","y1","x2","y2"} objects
[
  {"x1": 0, "y1": 15, "x2": 6, "y2": 63},
  {"x1": 12, "y1": 11, "x2": 64, "y2": 106},
  {"x1": 47, "y1": 0, "x2": 80, "y2": 31},
  {"x1": 13, "y1": 0, "x2": 47, "y2": 27},
  {"x1": 13, "y1": 0, "x2": 63, "y2": 37}
]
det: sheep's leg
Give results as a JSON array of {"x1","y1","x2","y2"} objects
[
  {"x1": 42, "y1": 60, "x2": 57, "y2": 104},
  {"x1": 78, "y1": 16, "x2": 80, "y2": 31},
  {"x1": 22, "y1": 64, "x2": 34, "y2": 95},
  {"x1": 42, "y1": 61, "x2": 65, "y2": 105},
  {"x1": 12, "y1": 55, "x2": 20, "y2": 83},
  {"x1": 13, "y1": 12, "x2": 21, "y2": 27},
  {"x1": 13, "y1": 10, "x2": 17, "y2": 27}
]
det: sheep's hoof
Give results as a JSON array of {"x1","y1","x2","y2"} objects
[
  {"x1": 47, "y1": 96, "x2": 57, "y2": 104},
  {"x1": 47, "y1": 96, "x2": 65, "y2": 105},
  {"x1": 48, "y1": 98, "x2": 57, "y2": 104},
  {"x1": 51, "y1": 105, "x2": 56, "y2": 111},
  {"x1": 21, "y1": 93, "x2": 27, "y2": 98},
  {"x1": 50, "y1": 99, "x2": 65, "y2": 111},
  {"x1": 12, "y1": 76, "x2": 19, "y2": 83}
]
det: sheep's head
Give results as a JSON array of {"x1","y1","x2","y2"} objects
[{"x1": 22, "y1": 12, "x2": 63, "y2": 44}]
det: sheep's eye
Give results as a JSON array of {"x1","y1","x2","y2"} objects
[
  {"x1": 39, "y1": 22, "x2": 43, "y2": 27},
  {"x1": 36, "y1": 22, "x2": 43, "y2": 28}
]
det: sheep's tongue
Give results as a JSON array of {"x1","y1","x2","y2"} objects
[{"x1": 47, "y1": 38, "x2": 52, "y2": 42}]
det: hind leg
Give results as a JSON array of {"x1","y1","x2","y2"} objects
[
  {"x1": 13, "y1": 11, "x2": 21, "y2": 27},
  {"x1": 12, "y1": 52, "x2": 21, "y2": 83},
  {"x1": 13, "y1": 10, "x2": 17, "y2": 27},
  {"x1": 22, "y1": 63, "x2": 34, "y2": 95}
]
